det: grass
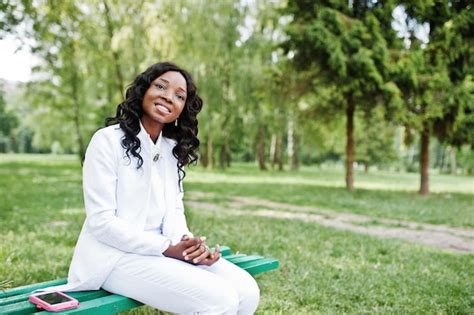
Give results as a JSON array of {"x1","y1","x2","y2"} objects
[
  {"x1": 0, "y1": 154, "x2": 473, "y2": 314},
  {"x1": 185, "y1": 163, "x2": 474, "y2": 228},
  {"x1": 190, "y1": 210, "x2": 474, "y2": 314}
]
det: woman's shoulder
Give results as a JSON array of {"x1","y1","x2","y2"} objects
[
  {"x1": 88, "y1": 124, "x2": 124, "y2": 149},
  {"x1": 93, "y1": 124, "x2": 124, "y2": 139}
]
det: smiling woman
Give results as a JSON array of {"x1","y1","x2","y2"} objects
[
  {"x1": 105, "y1": 62, "x2": 202, "y2": 182},
  {"x1": 141, "y1": 71, "x2": 188, "y2": 142},
  {"x1": 41, "y1": 62, "x2": 261, "y2": 314}
]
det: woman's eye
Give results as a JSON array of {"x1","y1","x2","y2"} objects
[
  {"x1": 156, "y1": 83, "x2": 165, "y2": 90},
  {"x1": 176, "y1": 95, "x2": 185, "y2": 101}
]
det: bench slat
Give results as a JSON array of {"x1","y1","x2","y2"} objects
[
  {"x1": 0, "y1": 279, "x2": 66, "y2": 299},
  {"x1": 0, "y1": 300, "x2": 33, "y2": 315},
  {"x1": 37, "y1": 294, "x2": 142, "y2": 315},
  {"x1": 220, "y1": 254, "x2": 246, "y2": 260},
  {"x1": 226, "y1": 255, "x2": 263, "y2": 264},
  {"x1": 0, "y1": 287, "x2": 113, "y2": 307},
  {"x1": 0, "y1": 246, "x2": 278, "y2": 314},
  {"x1": 0, "y1": 291, "x2": 113, "y2": 314},
  {"x1": 237, "y1": 258, "x2": 279, "y2": 275}
]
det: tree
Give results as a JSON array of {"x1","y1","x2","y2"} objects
[
  {"x1": 153, "y1": 1, "x2": 247, "y2": 169},
  {"x1": 355, "y1": 107, "x2": 398, "y2": 171},
  {"x1": 10, "y1": 0, "x2": 156, "y2": 157},
  {"x1": 0, "y1": 89, "x2": 17, "y2": 136},
  {"x1": 246, "y1": 1, "x2": 294, "y2": 171},
  {"x1": 395, "y1": 1, "x2": 473, "y2": 194},
  {"x1": 0, "y1": 87, "x2": 18, "y2": 152},
  {"x1": 283, "y1": 0, "x2": 401, "y2": 190}
]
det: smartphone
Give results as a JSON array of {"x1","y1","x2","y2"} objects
[{"x1": 29, "y1": 291, "x2": 80, "y2": 312}]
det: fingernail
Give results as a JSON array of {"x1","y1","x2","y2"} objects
[
  {"x1": 184, "y1": 256, "x2": 189, "y2": 260},
  {"x1": 193, "y1": 259, "x2": 198, "y2": 263}
]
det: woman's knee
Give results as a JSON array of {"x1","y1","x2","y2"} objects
[
  {"x1": 238, "y1": 278, "x2": 260, "y2": 314},
  {"x1": 206, "y1": 284, "x2": 239, "y2": 314}
]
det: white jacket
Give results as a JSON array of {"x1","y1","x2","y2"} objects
[{"x1": 48, "y1": 124, "x2": 192, "y2": 292}]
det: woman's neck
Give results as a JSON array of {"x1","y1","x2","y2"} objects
[{"x1": 140, "y1": 117, "x2": 164, "y2": 144}]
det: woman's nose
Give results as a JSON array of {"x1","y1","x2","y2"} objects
[{"x1": 161, "y1": 90, "x2": 172, "y2": 102}]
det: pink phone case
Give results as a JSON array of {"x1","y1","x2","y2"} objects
[{"x1": 29, "y1": 291, "x2": 80, "y2": 312}]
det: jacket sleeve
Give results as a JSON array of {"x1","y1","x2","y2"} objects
[
  {"x1": 82, "y1": 129, "x2": 171, "y2": 256},
  {"x1": 161, "y1": 159, "x2": 193, "y2": 245},
  {"x1": 171, "y1": 190, "x2": 193, "y2": 244}
]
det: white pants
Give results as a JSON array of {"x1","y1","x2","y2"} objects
[{"x1": 102, "y1": 253, "x2": 260, "y2": 314}]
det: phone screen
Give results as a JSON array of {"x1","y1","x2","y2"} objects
[{"x1": 35, "y1": 292, "x2": 72, "y2": 304}]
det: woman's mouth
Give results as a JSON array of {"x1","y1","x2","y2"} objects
[{"x1": 155, "y1": 103, "x2": 171, "y2": 114}]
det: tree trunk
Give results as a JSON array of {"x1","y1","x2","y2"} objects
[
  {"x1": 72, "y1": 96, "x2": 85, "y2": 161},
  {"x1": 276, "y1": 134, "x2": 284, "y2": 171},
  {"x1": 269, "y1": 133, "x2": 276, "y2": 169},
  {"x1": 450, "y1": 146, "x2": 457, "y2": 175},
  {"x1": 103, "y1": 0, "x2": 125, "y2": 99},
  {"x1": 69, "y1": 43, "x2": 86, "y2": 161},
  {"x1": 345, "y1": 94, "x2": 355, "y2": 191},
  {"x1": 438, "y1": 144, "x2": 446, "y2": 173},
  {"x1": 364, "y1": 161, "x2": 369, "y2": 173},
  {"x1": 200, "y1": 141, "x2": 208, "y2": 168},
  {"x1": 287, "y1": 114, "x2": 299, "y2": 171},
  {"x1": 257, "y1": 125, "x2": 267, "y2": 170},
  {"x1": 219, "y1": 143, "x2": 229, "y2": 169},
  {"x1": 219, "y1": 63, "x2": 231, "y2": 169},
  {"x1": 419, "y1": 124, "x2": 430, "y2": 195},
  {"x1": 291, "y1": 136, "x2": 299, "y2": 171},
  {"x1": 219, "y1": 137, "x2": 229, "y2": 168},
  {"x1": 207, "y1": 133, "x2": 213, "y2": 169},
  {"x1": 287, "y1": 116, "x2": 294, "y2": 168}
]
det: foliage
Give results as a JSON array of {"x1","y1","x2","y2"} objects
[
  {"x1": 0, "y1": 88, "x2": 17, "y2": 137},
  {"x1": 1, "y1": 0, "x2": 473, "y2": 181},
  {"x1": 0, "y1": 87, "x2": 19, "y2": 152},
  {"x1": 391, "y1": 1, "x2": 474, "y2": 194},
  {"x1": 283, "y1": 0, "x2": 403, "y2": 190},
  {"x1": 355, "y1": 107, "x2": 398, "y2": 169}
]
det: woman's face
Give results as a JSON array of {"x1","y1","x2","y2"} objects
[{"x1": 142, "y1": 71, "x2": 187, "y2": 126}]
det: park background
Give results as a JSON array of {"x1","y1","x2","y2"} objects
[{"x1": 0, "y1": 0, "x2": 473, "y2": 314}]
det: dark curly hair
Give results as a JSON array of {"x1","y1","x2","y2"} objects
[{"x1": 105, "y1": 62, "x2": 203, "y2": 186}]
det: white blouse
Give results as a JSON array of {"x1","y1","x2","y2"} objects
[{"x1": 143, "y1": 128, "x2": 171, "y2": 253}]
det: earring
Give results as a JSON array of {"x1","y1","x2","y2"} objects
[{"x1": 175, "y1": 119, "x2": 178, "y2": 127}]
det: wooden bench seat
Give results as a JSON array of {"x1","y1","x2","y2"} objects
[{"x1": 0, "y1": 246, "x2": 278, "y2": 314}]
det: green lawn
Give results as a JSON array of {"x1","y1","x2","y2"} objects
[
  {"x1": 185, "y1": 163, "x2": 474, "y2": 228},
  {"x1": 1, "y1": 154, "x2": 473, "y2": 314}
]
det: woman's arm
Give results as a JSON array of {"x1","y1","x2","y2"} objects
[
  {"x1": 82, "y1": 129, "x2": 170, "y2": 256},
  {"x1": 172, "y1": 191, "x2": 194, "y2": 241},
  {"x1": 161, "y1": 159, "x2": 193, "y2": 244}
]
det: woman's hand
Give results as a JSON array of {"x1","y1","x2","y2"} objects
[
  {"x1": 181, "y1": 235, "x2": 221, "y2": 266},
  {"x1": 162, "y1": 236, "x2": 202, "y2": 261},
  {"x1": 197, "y1": 244, "x2": 221, "y2": 266}
]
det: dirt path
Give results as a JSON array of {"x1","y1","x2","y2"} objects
[{"x1": 186, "y1": 192, "x2": 474, "y2": 254}]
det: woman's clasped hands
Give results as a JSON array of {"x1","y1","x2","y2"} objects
[{"x1": 163, "y1": 235, "x2": 221, "y2": 266}]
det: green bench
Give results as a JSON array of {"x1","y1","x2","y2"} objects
[{"x1": 0, "y1": 246, "x2": 278, "y2": 314}]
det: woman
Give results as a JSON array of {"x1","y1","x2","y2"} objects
[{"x1": 55, "y1": 62, "x2": 259, "y2": 314}]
